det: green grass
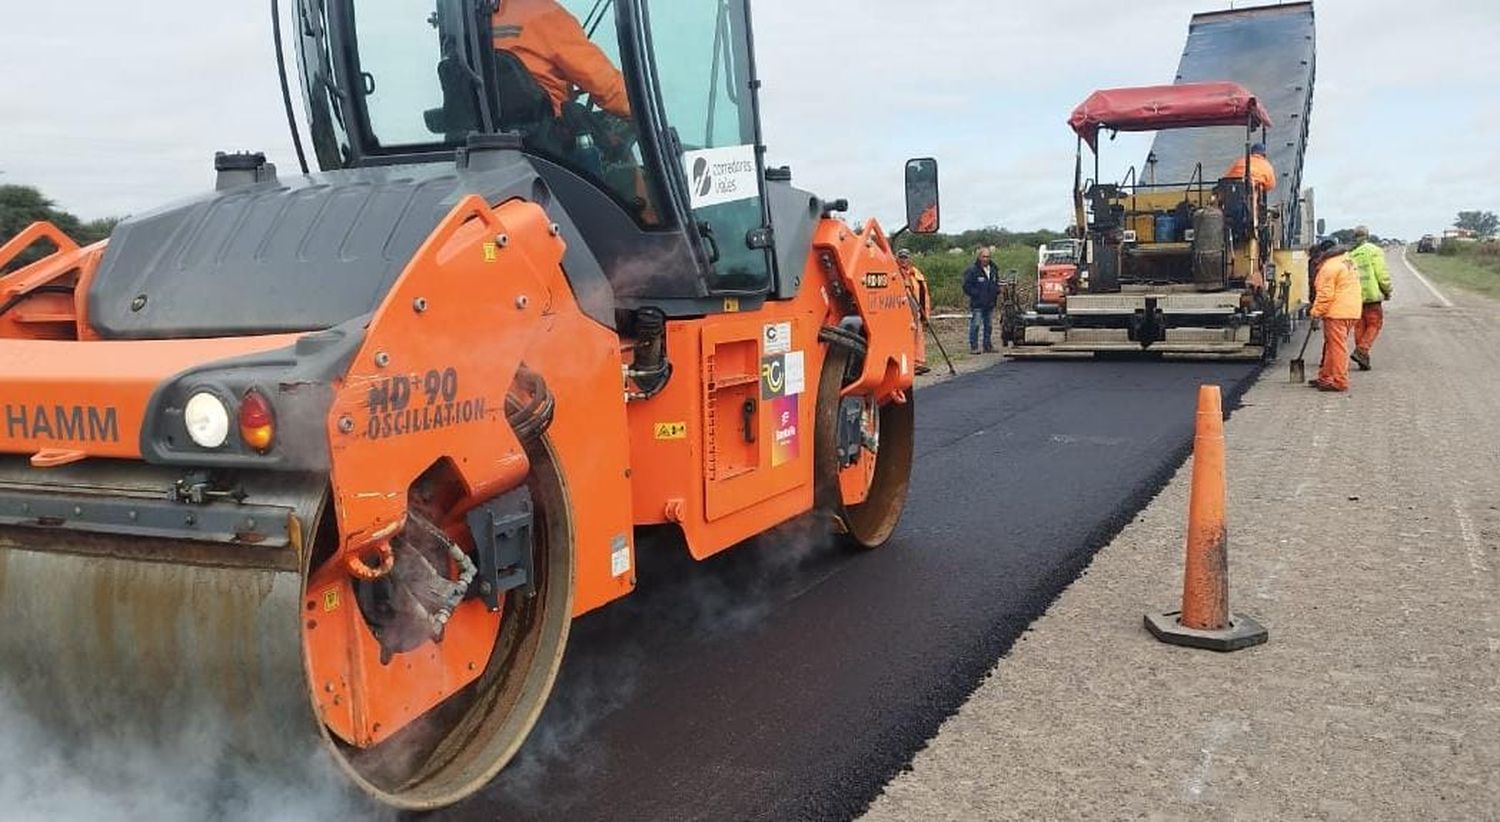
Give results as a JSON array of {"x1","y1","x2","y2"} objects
[
  {"x1": 1411, "y1": 240, "x2": 1500, "y2": 299},
  {"x1": 906, "y1": 244, "x2": 1038, "y2": 310}
]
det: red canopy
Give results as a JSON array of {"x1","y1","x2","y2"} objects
[{"x1": 1068, "y1": 82, "x2": 1272, "y2": 150}]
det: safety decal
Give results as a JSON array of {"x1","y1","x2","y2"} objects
[
  {"x1": 653, "y1": 421, "x2": 688, "y2": 440},
  {"x1": 322, "y1": 588, "x2": 341, "y2": 613},
  {"x1": 610, "y1": 533, "x2": 631, "y2": 578},
  {"x1": 482, "y1": 242, "x2": 499, "y2": 263},
  {"x1": 364, "y1": 368, "x2": 488, "y2": 440},
  {"x1": 771, "y1": 395, "x2": 800, "y2": 467},
  {"x1": 683, "y1": 144, "x2": 759, "y2": 209},
  {"x1": 763, "y1": 321, "x2": 791, "y2": 355},
  {"x1": 723, "y1": 297, "x2": 741, "y2": 313},
  {"x1": 784, "y1": 351, "x2": 806, "y2": 397}
]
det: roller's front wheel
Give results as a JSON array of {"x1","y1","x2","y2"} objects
[
  {"x1": 813, "y1": 346, "x2": 915, "y2": 549},
  {"x1": 312, "y1": 437, "x2": 575, "y2": 810}
]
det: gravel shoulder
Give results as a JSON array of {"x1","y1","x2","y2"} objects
[{"x1": 865, "y1": 249, "x2": 1500, "y2": 821}]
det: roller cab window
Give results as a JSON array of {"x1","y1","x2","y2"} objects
[{"x1": 643, "y1": 0, "x2": 771, "y2": 294}]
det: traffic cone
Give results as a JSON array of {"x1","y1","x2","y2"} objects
[{"x1": 1144, "y1": 385, "x2": 1268, "y2": 652}]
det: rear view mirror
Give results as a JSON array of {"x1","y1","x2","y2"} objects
[{"x1": 905, "y1": 158, "x2": 940, "y2": 234}]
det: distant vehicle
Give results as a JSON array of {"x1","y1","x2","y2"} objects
[
  {"x1": 1035, "y1": 239, "x2": 1083, "y2": 310},
  {"x1": 1417, "y1": 235, "x2": 1438, "y2": 253}
]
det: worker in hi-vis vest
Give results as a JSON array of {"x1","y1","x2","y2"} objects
[{"x1": 1347, "y1": 226, "x2": 1393, "y2": 371}]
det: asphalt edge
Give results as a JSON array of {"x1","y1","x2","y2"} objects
[{"x1": 826, "y1": 361, "x2": 1267, "y2": 821}]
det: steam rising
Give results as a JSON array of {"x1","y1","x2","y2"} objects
[
  {"x1": 0, "y1": 513, "x2": 848, "y2": 821},
  {"x1": 0, "y1": 685, "x2": 387, "y2": 822}
]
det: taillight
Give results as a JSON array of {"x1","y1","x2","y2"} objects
[{"x1": 238, "y1": 390, "x2": 276, "y2": 452}]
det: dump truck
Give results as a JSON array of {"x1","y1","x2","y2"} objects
[
  {"x1": 0, "y1": 0, "x2": 933, "y2": 810},
  {"x1": 1013, "y1": 2, "x2": 1316, "y2": 359}
]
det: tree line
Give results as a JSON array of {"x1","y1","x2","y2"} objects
[
  {"x1": 1, "y1": 185, "x2": 121, "y2": 272},
  {"x1": 897, "y1": 226, "x2": 1066, "y2": 256}
]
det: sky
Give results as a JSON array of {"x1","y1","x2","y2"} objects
[{"x1": 1, "y1": 1, "x2": 1496, "y2": 242}]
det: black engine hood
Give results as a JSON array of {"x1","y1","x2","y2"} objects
[{"x1": 88, "y1": 153, "x2": 611, "y2": 339}]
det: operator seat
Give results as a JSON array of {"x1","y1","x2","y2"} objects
[
  {"x1": 492, "y1": 48, "x2": 555, "y2": 135},
  {"x1": 1214, "y1": 177, "x2": 1252, "y2": 240}
]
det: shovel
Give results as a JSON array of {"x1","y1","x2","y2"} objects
[{"x1": 1289, "y1": 319, "x2": 1315, "y2": 383}]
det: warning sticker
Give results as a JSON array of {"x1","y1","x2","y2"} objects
[
  {"x1": 763, "y1": 321, "x2": 791, "y2": 355},
  {"x1": 784, "y1": 350, "x2": 805, "y2": 396},
  {"x1": 610, "y1": 533, "x2": 631, "y2": 578},
  {"x1": 654, "y1": 421, "x2": 688, "y2": 440},
  {"x1": 322, "y1": 588, "x2": 341, "y2": 613},
  {"x1": 683, "y1": 144, "x2": 759, "y2": 209}
]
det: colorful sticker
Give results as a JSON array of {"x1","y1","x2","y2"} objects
[
  {"x1": 761, "y1": 354, "x2": 786, "y2": 400},
  {"x1": 784, "y1": 351, "x2": 805, "y2": 396},
  {"x1": 653, "y1": 421, "x2": 688, "y2": 440},
  {"x1": 610, "y1": 533, "x2": 631, "y2": 578},
  {"x1": 771, "y1": 395, "x2": 800, "y2": 467},
  {"x1": 763, "y1": 321, "x2": 791, "y2": 355}
]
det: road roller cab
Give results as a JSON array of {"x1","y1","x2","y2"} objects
[
  {"x1": 1012, "y1": 82, "x2": 1290, "y2": 360},
  {"x1": 0, "y1": 0, "x2": 937, "y2": 810}
]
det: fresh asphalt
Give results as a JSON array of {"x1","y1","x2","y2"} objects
[{"x1": 431, "y1": 358, "x2": 1261, "y2": 822}]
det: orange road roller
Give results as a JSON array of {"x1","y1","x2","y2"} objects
[{"x1": 0, "y1": 0, "x2": 939, "y2": 809}]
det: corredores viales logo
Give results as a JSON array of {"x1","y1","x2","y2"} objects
[{"x1": 692, "y1": 157, "x2": 713, "y2": 198}]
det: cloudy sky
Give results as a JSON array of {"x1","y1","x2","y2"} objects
[{"x1": 1, "y1": 1, "x2": 1495, "y2": 241}]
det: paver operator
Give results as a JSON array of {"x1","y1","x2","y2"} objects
[{"x1": 1224, "y1": 143, "x2": 1276, "y2": 193}]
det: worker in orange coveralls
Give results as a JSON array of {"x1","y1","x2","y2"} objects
[
  {"x1": 1224, "y1": 143, "x2": 1276, "y2": 193},
  {"x1": 492, "y1": 0, "x2": 631, "y2": 118},
  {"x1": 1307, "y1": 240, "x2": 1362, "y2": 392},
  {"x1": 897, "y1": 249, "x2": 931, "y2": 374}
]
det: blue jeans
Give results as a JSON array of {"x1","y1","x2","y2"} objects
[{"x1": 969, "y1": 308, "x2": 993, "y2": 350}]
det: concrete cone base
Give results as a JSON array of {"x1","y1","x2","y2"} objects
[{"x1": 1144, "y1": 610, "x2": 1268, "y2": 652}]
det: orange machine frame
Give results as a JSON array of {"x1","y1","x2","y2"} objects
[{"x1": 0, "y1": 198, "x2": 919, "y2": 749}]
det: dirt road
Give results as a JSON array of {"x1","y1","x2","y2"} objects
[{"x1": 864, "y1": 249, "x2": 1500, "y2": 820}]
